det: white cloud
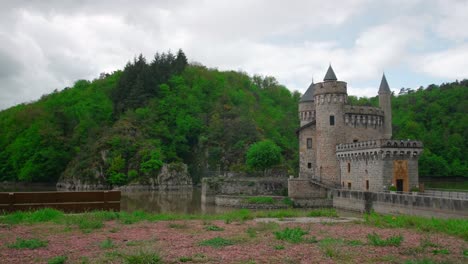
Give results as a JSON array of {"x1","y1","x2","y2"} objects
[{"x1": 416, "y1": 44, "x2": 468, "y2": 79}]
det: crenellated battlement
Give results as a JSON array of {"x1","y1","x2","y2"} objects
[
  {"x1": 337, "y1": 139, "x2": 423, "y2": 152},
  {"x1": 345, "y1": 105, "x2": 384, "y2": 116},
  {"x1": 313, "y1": 81, "x2": 347, "y2": 97},
  {"x1": 336, "y1": 139, "x2": 423, "y2": 161}
]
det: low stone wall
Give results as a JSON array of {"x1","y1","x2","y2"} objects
[
  {"x1": 292, "y1": 198, "x2": 333, "y2": 208},
  {"x1": 202, "y1": 176, "x2": 288, "y2": 205},
  {"x1": 214, "y1": 195, "x2": 289, "y2": 209},
  {"x1": 288, "y1": 178, "x2": 328, "y2": 199},
  {"x1": 333, "y1": 189, "x2": 468, "y2": 218}
]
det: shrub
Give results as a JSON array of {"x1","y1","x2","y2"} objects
[
  {"x1": 308, "y1": 208, "x2": 338, "y2": 218},
  {"x1": 246, "y1": 140, "x2": 282, "y2": 171},
  {"x1": 123, "y1": 251, "x2": 161, "y2": 264}
]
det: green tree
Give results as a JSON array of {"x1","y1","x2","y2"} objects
[{"x1": 246, "y1": 140, "x2": 282, "y2": 172}]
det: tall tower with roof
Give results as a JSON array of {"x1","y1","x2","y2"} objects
[
  {"x1": 313, "y1": 65, "x2": 347, "y2": 185},
  {"x1": 378, "y1": 74, "x2": 392, "y2": 139}
]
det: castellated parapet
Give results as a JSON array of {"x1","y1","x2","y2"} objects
[{"x1": 289, "y1": 65, "x2": 423, "y2": 198}]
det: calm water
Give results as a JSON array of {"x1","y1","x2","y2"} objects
[{"x1": 0, "y1": 183, "x2": 361, "y2": 216}]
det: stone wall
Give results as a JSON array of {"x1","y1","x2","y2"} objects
[
  {"x1": 298, "y1": 126, "x2": 316, "y2": 179},
  {"x1": 201, "y1": 176, "x2": 288, "y2": 204},
  {"x1": 333, "y1": 189, "x2": 468, "y2": 219}
]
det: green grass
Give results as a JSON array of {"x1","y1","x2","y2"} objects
[
  {"x1": 274, "y1": 245, "x2": 285, "y2": 250},
  {"x1": 205, "y1": 225, "x2": 224, "y2": 231},
  {"x1": 432, "y1": 249, "x2": 450, "y2": 255},
  {"x1": 244, "y1": 196, "x2": 275, "y2": 204},
  {"x1": 274, "y1": 227, "x2": 308, "y2": 243},
  {"x1": 47, "y1": 256, "x2": 67, "y2": 264},
  {"x1": 199, "y1": 237, "x2": 234, "y2": 248},
  {"x1": 367, "y1": 232, "x2": 403, "y2": 247},
  {"x1": 308, "y1": 208, "x2": 338, "y2": 218},
  {"x1": 100, "y1": 238, "x2": 115, "y2": 249},
  {"x1": 364, "y1": 212, "x2": 468, "y2": 241},
  {"x1": 8, "y1": 238, "x2": 48, "y2": 249}
]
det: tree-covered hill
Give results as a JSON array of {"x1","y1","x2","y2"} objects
[
  {"x1": 0, "y1": 50, "x2": 466, "y2": 185},
  {"x1": 0, "y1": 50, "x2": 300, "y2": 184}
]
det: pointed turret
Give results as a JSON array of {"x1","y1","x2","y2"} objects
[
  {"x1": 379, "y1": 73, "x2": 391, "y2": 93},
  {"x1": 378, "y1": 73, "x2": 392, "y2": 139},
  {"x1": 300, "y1": 79, "x2": 315, "y2": 102},
  {"x1": 323, "y1": 65, "x2": 337, "y2": 81}
]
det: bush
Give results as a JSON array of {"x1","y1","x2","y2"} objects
[
  {"x1": 48, "y1": 256, "x2": 67, "y2": 264},
  {"x1": 244, "y1": 196, "x2": 275, "y2": 204},
  {"x1": 246, "y1": 140, "x2": 282, "y2": 172}
]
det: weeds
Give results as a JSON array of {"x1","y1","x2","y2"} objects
[
  {"x1": 274, "y1": 245, "x2": 285, "y2": 250},
  {"x1": 123, "y1": 251, "x2": 162, "y2": 264},
  {"x1": 274, "y1": 227, "x2": 308, "y2": 243},
  {"x1": 47, "y1": 255, "x2": 67, "y2": 264},
  {"x1": 432, "y1": 249, "x2": 449, "y2": 255},
  {"x1": 367, "y1": 232, "x2": 403, "y2": 247},
  {"x1": 100, "y1": 238, "x2": 115, "y2": 249},
  {"x1": 199, "y1": 237, "x2": 234, "y2": 248},
  {"x1": 8, "y1": 238, "x2": 48, "y2": 249},
  {"x1": 179, "y1": 256, "x2": 193, "y2": 262},
  {"x1": 205, "y1": 225, "x2": 224, "y2": 231}
]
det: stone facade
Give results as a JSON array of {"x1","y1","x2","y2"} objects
[{"x1": 291, "y1": 65, "x2": 423, "y2": 198}]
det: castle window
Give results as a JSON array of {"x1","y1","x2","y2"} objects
[
  {"x1": 353, "y1": 139, "x2": 358, "y2": 143},
  {"x1": 366, "y1": 180, "x2": 369, "y2": 191},
  {"x1": 307, "y1": 163, "x2": 312, "y2": 169},
  {"x1": 347, "y1": 163, "x2": 350, "y2": 173},
  {"x1": 347, "y1": 182, "x2": 351, "y2": 189},
  {"x1": 329, "y1": 115, "x2": 335, "y2": 126},
  {"x1": 307, "y1": 138, "x2": 312, "y2": 149}
]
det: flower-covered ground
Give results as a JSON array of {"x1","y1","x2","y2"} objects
[{"x1": 0, "y1": 215, "x2": 466, "y2": 263}]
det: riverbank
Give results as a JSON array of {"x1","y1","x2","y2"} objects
[{"x1": 0, "y1": 209, "x2": 466, "y2": 263}]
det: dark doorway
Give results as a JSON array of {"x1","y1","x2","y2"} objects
[{"x1": 396, "y1": 179, "x2": 404, "y2": 192}]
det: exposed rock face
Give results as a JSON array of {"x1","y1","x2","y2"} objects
[
  {"x1": 57, "y1": 162, "x2": 193, "y2": 191},
  {"x1": 157, "y1": 163, "x2": 192, "y2": 190}
]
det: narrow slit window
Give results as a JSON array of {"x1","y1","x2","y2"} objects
[
  {"x1": 347, "y1": 163, "x2": 351, "y2": 173},
  {"x1": 307, "y1": 163, "x2": 312, "y2": 169},
  {"x1": 330, "y1": 115, "x2": 335, "y2": 126},
  {"x1": 366, "y1": 180, "x2": 369, "y2": 190},
  {"x1": 307, "y1": 138, "x2": 312, "y2": 149}
]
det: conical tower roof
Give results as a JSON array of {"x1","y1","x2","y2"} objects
[
  {"x1": 300, "y1": 80, "x2": 315, "y2": 102},
  {"x1": 379, "y1": 73, "x2": 391, "y2": 93},
  {"x1": 323, "y1": 65, "x2": 337, "y2": 81}
]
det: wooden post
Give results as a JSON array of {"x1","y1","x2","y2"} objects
[{"x1": 8, "y1": 193, "x2": 14, "y2": 212}]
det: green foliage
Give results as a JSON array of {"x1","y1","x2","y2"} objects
[
  {"x1": 273, "y1": 227, "x2": 308, "y2": 243},
  {"x1": 274, "y1": 245, "x2": 285, "y2": 250},
  {"x1": 246, "y1": 140, "x2": 282, "y2": 171},
  {"x1": 47, "y1": 256, "x2": 68, "y2": 264},
  {"x1": 198, "y1": 237, "x2": 234, "y2": 248},
  {"x1": 367, "y1": 232, "x2": 403, "y2": 246},
  {"x1": 140, "y1": 150, "x2": 163, "y2": 174},
  {"x1": 244, "y1": 196, "x2": 275, "y2": 204},
  {"x1": 8, "y1": 238, "x2": 48, "y2": 249}
]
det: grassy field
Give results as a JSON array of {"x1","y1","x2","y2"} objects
[{"x1": 0, "y1": 208, "x2": 467, "y2": 263}]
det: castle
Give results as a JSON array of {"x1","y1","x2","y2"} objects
[{"x1": 289, "y1": 65, "x2": 423, "y2": 199}]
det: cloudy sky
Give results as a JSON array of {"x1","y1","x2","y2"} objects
[{"x1": 1, "y1": 0, "x2": 467, "y2": 110}]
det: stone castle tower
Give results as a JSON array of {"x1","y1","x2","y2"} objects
[{"x1": 290, "y1": 65, "x2": 423, "y2": 198}]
